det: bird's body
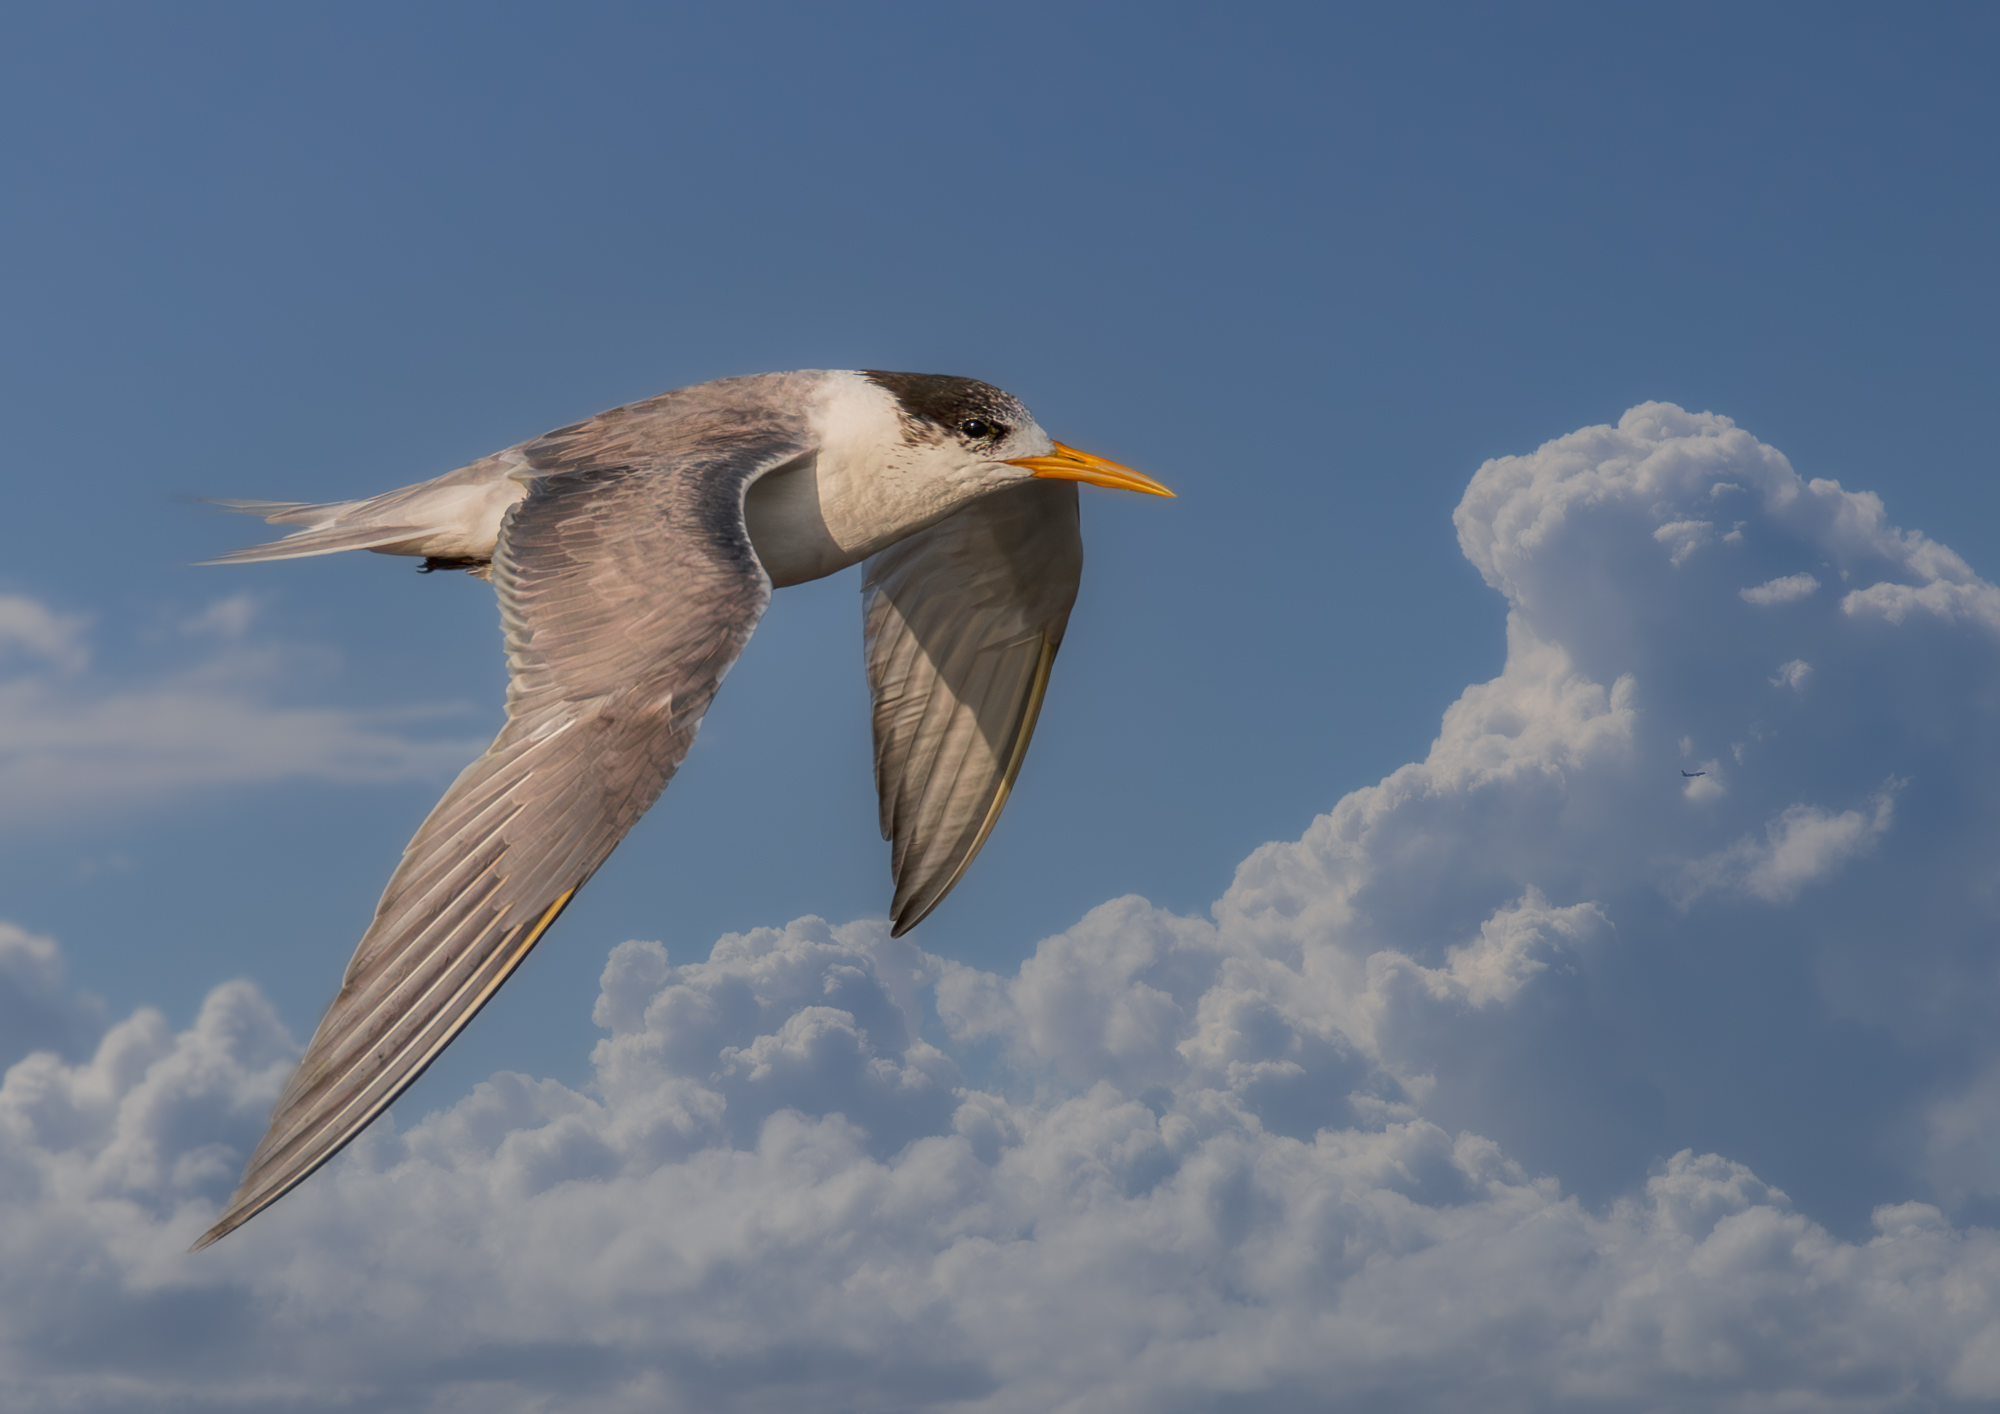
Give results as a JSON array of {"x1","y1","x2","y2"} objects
[
  {"x1": 218, "y1": 372, "x2": 1024, "y2": 581},
  {"x1": 193, "y1": 370, "x2": 1170, "y2": 1249}
]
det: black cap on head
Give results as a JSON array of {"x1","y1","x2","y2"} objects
[{"x1": 862, "y1": 371, "x2": 1026, "y2": 436}]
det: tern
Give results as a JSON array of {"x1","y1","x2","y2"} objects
[{"x1": 191, "y1": 370, "x2": 1172, "y2": 1249}]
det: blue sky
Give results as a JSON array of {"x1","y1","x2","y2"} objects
[{"x1": 4, "y1": 3, "x2": 2000, "y2": 1409}]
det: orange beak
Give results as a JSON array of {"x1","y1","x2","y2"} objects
[{"x1": 1006, "y1": 442, "x2": 1175, "y2": 497}]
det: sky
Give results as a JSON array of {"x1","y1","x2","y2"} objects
[{"x1": 4, "y1": 2, "x2": 2000, "y2": 1409}]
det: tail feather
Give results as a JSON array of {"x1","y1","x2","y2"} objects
[
  {"x1": 199, "y1": 453, "x2": 525, "y2": 567},
  {"x1": 199, "y1": 495, "x2": 431, "y2": 563},
  {"x1": 204, "y1": 497, "x2": 352, "y2": 526},
  {"x1": 201, "y1": 522, "x2": 431, "y2": 564}
]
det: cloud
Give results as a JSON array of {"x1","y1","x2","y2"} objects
[
  {"x1": 1654, "y1": 518, "x2": 1715, "y2": 566},
  {"x1": 11, "y1": 402, "x2": 2000, "y2": 1408},
  {"x1": 1842, "y1": 575, "x2": 2000, "y2": 634},
  {"x1": 1741, "y1": 572, "x2": 1821, "y2": 606},
  {"x1": 0, "y1": 593, "x2": 485, "y2": 828},
  {"x1": 1680, "y1": 759, "x2": 1725, "y2": 800},
  {"x1": 1672, "y1": 781, "x2": 1901, "y2": 907},
  {"x1": 173, "y1": 592, "x2": 259, "y2": 641},
  {"x1": 6, "y1": 918, "x2": 2000, "y2": 1412},
  {"x1": 0, "y1": 922, "x2": 105, "y2": 1067},
  {"x1": 1770, "y1": 658, "x2": 1812, "y2": 690},
  {"x1": 0, "y1": 595, "x2": 90, "y2": 672}
]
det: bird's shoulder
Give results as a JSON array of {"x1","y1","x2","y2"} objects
[{"x1": 518, "y1": 371, "x2": 835, "y2": 479}]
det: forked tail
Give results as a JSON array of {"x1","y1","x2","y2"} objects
[
  {"x1": 199, "y1": 454, "x2": 526, "y2": 566},
  {"x1": 200, "y1": 497, "x2": 430, "y2": 564}
]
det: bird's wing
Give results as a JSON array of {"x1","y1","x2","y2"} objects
[
  {"x1": 194, "y1": 421, "x2": 810, "y2": 1250},
  {"x1": 862, "y1": 480, "x2": 1082, "y2": 936}
]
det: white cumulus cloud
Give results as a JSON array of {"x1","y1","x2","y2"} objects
[
  {"x1": 9, "y1": 403, "x2": 2000, "y2": 1408},
  {"x1": 2, "y1": 915, "x2": 2000, "y2": 1412},
  {"x1": 0, "y1": 922, "x2": 105, "y2": 1067}
]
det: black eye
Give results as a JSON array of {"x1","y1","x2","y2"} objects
[{"x1": 959, "y1": 418, "x2": 1004, "y2": 441}]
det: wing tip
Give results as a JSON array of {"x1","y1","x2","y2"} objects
[
  {"x1": 187, "y1": 1183, "x2": 279, "y2": 1252},
  {"x1": 188, "y1": 1129, "x2": 342, "y2": 1252},
  {"x1": 888, "y1": 885, "x2": 945, "y2": 938},
  {"x1": 190, "y1": 886, "x2": 586, "y2": 1252},
  {"x1": 880, "y1": 637, "x2": 1059, "y2": 941}
]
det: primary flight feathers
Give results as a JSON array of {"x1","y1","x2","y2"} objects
[{"x1": 191, "y1": 370, "x2": 1170, "y2": 1250}]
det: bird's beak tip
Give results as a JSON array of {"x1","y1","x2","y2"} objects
[{"x1": 1006, "y1": 442, "x2": 1175, "y2": 498}]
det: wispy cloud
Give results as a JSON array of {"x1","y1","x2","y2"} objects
[
  {"x1": 0, "y1": 593, "x2": 483, "y2": 828},
  {"x1": 1672, "y1": 781, "x2": 1901, "y2": 907},
  {"x1": 0, "y1": 595, "x2": 90, "y2": 672},
  {"x1": 1741, "y1": 572, "x2": 1821, "y2": 606},
  {"x1": 1770, "y1": 658, "x2": 1812, "y2": 690}
]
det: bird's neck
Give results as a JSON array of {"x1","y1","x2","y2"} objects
[
  {"x1": 744, "y1": 447, "x2": 968, "y2": 588},
  {"x1": 746, "y1": 375, "x2": 986, "y2": 587}
]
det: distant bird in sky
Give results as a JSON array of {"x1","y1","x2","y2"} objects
[
  {"x1": 192, "y1": 370, "x2": 1173, "y2": 1249},
  {"x1": 1682, "y1": 770, "x2": 1706, "y2": 777}
]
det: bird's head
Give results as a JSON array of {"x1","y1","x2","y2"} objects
[{"x1": 860, "y1": 370, "x2": 1174, "y2": 501}]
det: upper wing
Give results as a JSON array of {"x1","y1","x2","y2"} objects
[
  {"x1": 193, "y1": 418, "x2": 809, "y2": 1250},
  {"x1": 862, "y1": 480, "x2": 1083, "y2": 936}
]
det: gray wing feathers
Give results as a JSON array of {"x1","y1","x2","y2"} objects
[
  {"x1": 863, "y1": 481, "x2": 1082, "y2": 936},
  {"x1": 193, "y1": 409, "x2": 806, "y2": 1249}
]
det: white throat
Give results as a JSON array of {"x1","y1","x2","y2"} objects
[{"x1": 744, "y1": 371, "x2": 1007, "y2": 588}]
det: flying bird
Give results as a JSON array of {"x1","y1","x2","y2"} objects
[
  {"x1": 190, "y1": 370, "x2": 1173, "y2": 1249},
  {"x1": 1682, "y1": 770, "x2": 1706, "y2": 777}
]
